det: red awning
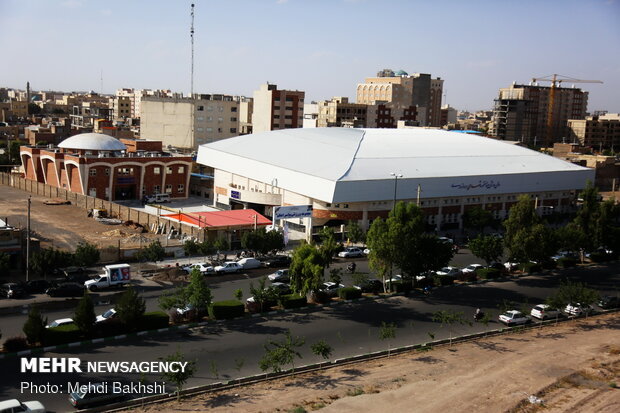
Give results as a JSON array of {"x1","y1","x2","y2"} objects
[{"x1": 163, "y1": 209, "x2": 271, "y2": 229}]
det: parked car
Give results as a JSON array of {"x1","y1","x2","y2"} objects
[
  {"x1": 23, "y1": 279, "x2": 52, "y2": 294},
  {"x1": 499, "y1": 310, "x2": 530, "y2": 325},
  {"x1": 95, "y1": 308, "x2": 117, "y2": 324},
  {"x1": 176, "y1": 304, "x2": 195, "y2": 316},
  {"x1": 320, "y1": 282, "x2": 345, "y2": 297},
  {"x1": 564, "y1": 303, "x2": 593, "y2": 316},
  {"x1": 438, "y1": 236, "x2": 454, "y2": 244},
  {"x1": 0, "y1": 399, "x2": 46, "y2": 413},
  {"x1": 363, "y1": 248, "x2": 370, "y2": 255},
  {"x1": 461, "y1": 264, "x2": 483, "y2": 274},
  {"x1": 0, "y1": 283, "x2": 25, "y2": 298},
  {"x1": 46, "y1": 282, "x2": 84, "y2": 297},
  {"x1": 338, "y1": 247, "x2": 364, "y2": 258},
  {"x1": 237, "y1": 257, "x2": 262, "y2": 270},
  {"x1": 504, "y1": 262, "x2": 519, "y2": 272},
  {"x1": 46, "y1": 318, "x2": 75, "y2": 329},
  {"x1": 270, "y1": 282, "x2": 291, "y2": 295},
  {"x1": 353, "y1": 279, "x2": 383, "y2": 293},
  {"x1": 69, "y1": 382, "x2": 125, "y2": 408},
  {"x1": 184, "y1": 262, "x2": 214, "y2": 275},
  {"x1": 530, "y1": 304, "x2": 561, "y2": 320},
  {"x1": 551, "y1": 251, "x2": 579, "y2": 261},
  {"x1": 598, "y1": 296, "x2": 620, "y2": 309},
  {"x1": 435, "y1": 267, "x2": 461, "y2": 277},
  {"x1": 61, "y1": 266, "x2": 86, "y2": 276},
  {"x1": 268, "y1": 269, "x2": 290, "y2": 283},
  {"x1": 214, "y1": 261, "x2": 242, "y2": 274},
  {"x1": 262, "y1": 255, "x2": 291, "y2": 268}
]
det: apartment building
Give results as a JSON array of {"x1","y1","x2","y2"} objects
[
  {"x1": 317, "y1": 97, "x2": 367, "y2": 128},
  {"x1": 141, "y1": 94, "x2": 246, "y2": 149},
  {"x1": 356, "y1": 69, "x2": 444, "y2": 127},
  {"x1": 567, "y1": 113, "x2": 620, "y2": 150},
  {"x1": 252, "y1": 83, "x2": 304, "y2": 133},
  {"x1": 490, "y1": 82, "x2": 588, "y2": 144},
  {"x1": 115, "y1": 88, "x2": 174, "y2": 119}
]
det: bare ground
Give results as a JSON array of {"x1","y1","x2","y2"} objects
[{"x1": 128, "y1": 313, "x2": 620, "y2": 413}]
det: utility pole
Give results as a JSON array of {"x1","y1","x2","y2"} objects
[
  {"x1": 26, "y1": 196, "x2": 31, "y2": 281},
  {"x1": 390, "y1": 172, "x2": 402, "y2": 210},
  {"x1": 417, "y1": 184, "x2": 422, "y2": 206},
  {"x1": 190, "y1": 3, "x2": 195, "y2": 98}
]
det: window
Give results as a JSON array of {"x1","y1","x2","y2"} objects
[
  {"x1": 154, "y1": 185, "x2": 160, "y2": 193},
  {"x1": 274, "y1": 106, "x2": 281, "y2": 110},
  {"x1": 207, "y1": 116, "x2": 213, "y2": 121},
  {"x1": 206, "y1": 127, "x2": 213, "y2": 132},
  {"x1": 230, "y1": 128, "x2": 237, "y2": 133},
  {"x1": 178, "y1": 184, "x2": 185, "y2": 193},
  {"x1": 105, "y1": 168, "x2": 110, "y2": 176},
  {"x1": 154, "y1": 167, "x2": 161, "y2": 175},
  {"x1": 117, "y1": 167, "x2": 133, "y2": 175},
  {"x1": 231, "y1": 107, "x2": 238, "y2": 112},
  {"x1": 218, "y1": 106, "x2": 224, "y2": 112},
  {"x1": 178, "y1": 166, "x2": 184, "y2": 174},
  {"x1": 218, "y1": 117, "x2": 223, "y2": 122},
  {"x1": 274, "y1": 115, "x2": 280, "y2": 119},
  {"x1": 166, "y1": 166, "x2": 173, "y2": 174},
  {"x1": 285, "y1": 106, "x2": 293, "y2": 110},
  {"x1": 165, "y1": 184, "x2": 172, "y2": 193},
  {"x1": 285, "y1": 97, "x2": 293, "y2": 101},
  {"x1": 196, "y1": 127, "x2": 204, "y2": 132},
  {"x1": 207, "y1": 105, "x2": 213, "y2": 111},
  {"x1": 218, "y1": 128, "x2": 222, "y2": 133},
  {"x1": 197, "y1": 105, "x2": 204, "y2": 111},
  {"x1": 89, "y1": 169, "x2": 97, "y2": 176},
  {"x1": 230, "y1": 117, "x2": 237, "y2": 122}
]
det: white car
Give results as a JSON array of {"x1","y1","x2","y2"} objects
[
  {"x1": 461, "y1": 264, "x2": 483, "y2": 274},
  {"x1": 46, "y1": 318, "x2": 74, "y2": 329},
  {"x1": 320, "y1": 282, "x2": 345, "y2": 297},
  {"x1": 530, "y1": 304, "x2": 561, "y2": 320},
  {"x1": 504, "y1": 262, "x2": 519, "y2": 271},
  {"x1": 214, "y1": 261, "x2": 242, "y2": 273},
  {"x1": 95, "y1": 308, "x2": 117, "y2": 324},
  {"x1": 338, "y1": 247, "x2": 364, "y2": 258},
  {"x1": 0, "y1": 399, "x2": 46, "y2": 413},
  {"x1": 184, "y1": 263, "x2": 214, "y2": 275},
  {"x1": 438, "y1": 236, "x2": 454, "y2": 244},
  {"x1": 564, "y1": 303, "x2": 593, "y2": 317},
  {"x1": 268, "y1": 269, "x2": 290, "y2": 282},
  {"x1": 499, "y1": 310, "x2": 529, "y2": 325},
  {"x1": 363, "y1": 248, "x2": 370, "y2": 255},
  {"x1": 236, "y1": 257, "x2": 262, "y2": 270},
  {"x1": 435, "y1": 266, "x2": 461, "y2": 277}
]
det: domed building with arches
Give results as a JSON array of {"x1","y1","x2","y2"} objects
[{"x1": 20, "y1": 133, "x2": 193, "y2": 201}]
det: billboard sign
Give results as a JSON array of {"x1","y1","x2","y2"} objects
[{"x1": 274, "y1": 205, "x2": 313, "y2": 219}]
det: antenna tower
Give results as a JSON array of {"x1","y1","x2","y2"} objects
[{"x1": 190, "y1": 3, "x2": 195, "y2": 99}]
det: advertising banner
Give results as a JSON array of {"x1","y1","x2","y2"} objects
[{"x1": 274, "y1": 205, "x2": 313, "y2": 219}]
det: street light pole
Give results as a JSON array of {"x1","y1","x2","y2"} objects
[
  {"x1": 390, "y1": 172, "x2": 403, "y2": 210},
  {"x1": 26, "y1": 196, "x2": 31, "y2": 282}
]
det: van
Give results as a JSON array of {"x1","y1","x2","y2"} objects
[{"x1": 145, "y1": 193, "x2": 170, "y2": 203}]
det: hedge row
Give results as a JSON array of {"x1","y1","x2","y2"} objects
[
  {"x1": 338, "y1": 287, "x2": 362, "y2": 300},
  {"x1": 477, "y1": 268, "x2": 501, "y2": 280},
  {"x1": 279, "y1": 294, "x2": 307, "y2": 309},
  {"x1": 209, "y1": 300, "x2": 245, "y2": 320}
]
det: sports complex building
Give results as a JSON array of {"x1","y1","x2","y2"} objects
[{"x1": 196, "y1": 128, "x2": 594, "y2": 234}]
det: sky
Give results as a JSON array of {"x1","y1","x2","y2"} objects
[{"x1": 1, "y1": 0, "x2": 619, "y2": 112}]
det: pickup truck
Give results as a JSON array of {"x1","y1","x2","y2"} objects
[{"x1": 85, "y1": 264, "x2": 131, "y2": 291}]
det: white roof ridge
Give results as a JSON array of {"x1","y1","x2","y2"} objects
[{"x1": 336, "y1": 129, "x2": 366, "y2": 181}]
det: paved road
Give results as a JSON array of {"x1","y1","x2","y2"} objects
[{"x1": 1, "y1": 262, "x2": 618, "y2": 412}]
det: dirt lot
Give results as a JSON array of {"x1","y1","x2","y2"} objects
[
  {"x1": 0, "y1": 185, "x2": 162, "y2": 250},
  {"x1": 130, "y1": 313, "x2": 619, "y2": 413}
]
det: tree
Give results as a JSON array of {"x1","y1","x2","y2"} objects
[
  {"x1": 234, "y1": 288, "x2": 243, "y2": 301},
  {"x1": 160, "y1": 350, "x2": 197, "y2": 401},
  {"x1": 289, "y1": 243, "x2": 325, "y2": 296},
  {"x1": 249, "y1": 277, "x2": 278, "y2": 313},
  {"x1": 346, "y1": 220, "x2": 365, "y2": 244},
  {"x1": 555, "y1": 223, "x2": 588, "y2": 253},
  {"x1": 0, "y1": 252, "x2": 10, "y2": 274},
  {"x1": 317, "y1": 227, "x2": 338, "y2": 268},
  {"x1": 135, "y1": 240, "x2": 165, "y2": 262},
  {"x1": 366, "y1": 218, "x2": 392, "y2": 291},
  {"x1": 183, "y1": 239, "x2": 201, "y2": 256},
  {"x1": 30, "y1": 248, "x2": 74, "y2": 276},
  {"x1": 463, "y1": 206, "x2": 494, "y2": 234},
  {"x1": 22, "y1": 306, "x2": 47, "y2": 345},
  {"x1": 185, "y1": 269, "x2": 212, "y2": 316},
  {"x1": 241, "y1": 228, "x2": 285, "y2": 256},
  {"x1": 311, "y1": 339, "x2": 333, "y2": 369},
  {"x1": 546, "y1": 280, "x2": 599, "y2": 317},
  {"x1": 379, "y1": 321, "x2": 397, "y2": 356},
  {"x1": 213, "y1": 237, "x2": 229, "y2": 260},
  {"x1": 329, "y1": 267, "x2": 342, "y2": 286},
  {"x1": 573, "y1": 181, "x2": 599, "y2": 247},
  {"x1": 432, "y1": 310, "x2": 471, "y2": 346},
  {"x1": 259, "y1": 330, "x2": 305, "y2": 374},
  {"x1": 115, "y1": 287, "x2": 146, "y2": 331},
  {"x1": 468, "y1": 235, "x2": 504, "y2": 265},
  {"x1": 74, "y1": 292, "x2": 96, "y2": 336},
  {"x1": 73, "y1": 242, "x2": 100, "y2": 267},
  {"x1": 28, "y1": 103, "x2": 41, "y2": 115}
]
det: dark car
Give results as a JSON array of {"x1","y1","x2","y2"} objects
[
  {"x1": 354, "y1": 279, "x2": 383, "y2": 293},
  {"x1": 65, "y1": 273, "x2": 92, "y2": 284},
  {"x1": 24, "y1": 279, "x2": 52, "y2": 294},
  {"x1": 598, "y1": 296, "x2": 620, "y2": 309},
  {"x1": 46, "y1": 282, "x2": 84, "y2": 297},
  {"x1": 262, "y1": 255, "x2": 292, "y2": 268},
  {"x1": 69, "y1": 382, "x2": 125, "y2": 408},
  {"x1": 0, "y1": 283, "x2": 26, "y2": 299}
]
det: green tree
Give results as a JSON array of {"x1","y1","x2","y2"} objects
[
  {"x1": 234, "y1": 288, "x2": 243, "y2": 301},
  {"x1": 198, "y1": 240, "x2": 216, "y2": 257},
  {"x1": 159, "y1": 286, "x2": 188, "y2": 312},
  {"x1": 555, "y1": 223, "x2": 588, "y2": 253},
  {"x1": 213, "y1": 237, "x2": 229, "y2": 260},
  {"x1": 289, "y1": 243, "x2": 325, "y2": 296},
  {"x1": 73, "y1": 242, "x2": 100, "y2": 267},
  {"x1": 346, "y1": 220, "x2": 365, "y2": 244},
  {"x1": 74, "y1": 292, "x2": 96, "y2": 336},
  {"x1": 366, "y1": 218, "x2": 392, "y2": 291},
  {"x1": 22, "y1": 306, "x2": 47, "y2": 345},
  {"x1": 8, "y1": 141, "x2": 25, "y2": 164},
  {"x1": 115, "y1": 287, "x2": 146, "y2": 331},
  {"x1": 160, "y1": 350, "x2": 197, "y2": 401},
  {"x1": 379, "y1": 321, "x2": 397, "y2": 356},
  {"x1": 463, "y1": 206, "x2": 494, "y2": 234},
  {"x1": 259, "y1": 330, "x2": 305, "y2": 374},
  {"x1": 28, "y1": 103, "x2": 41, "y2": 115},
  {"x1": 249, "y1": 276, "x2": 278, "y2": 313},
  {"x1": 329, "y1": 267, "x2": 342, "y2": 286},
  {"x1": 432, "y1": 310, "x2": 471, "y2": 346},
  {"x1": 30, "y1": 248, "x2": 74, "y2": 276},
  {"x1": 468, "y1": 235, "x2": 504, "y2": 265},
  {"x1": 0, "y1": 252, "x2": 10, "y2": 274},
  {"x1": 264, "y1": 229, "x2": 285, "y2": 254},
  {"x1": 546, "y1": 280, "x2": 599, "y2": 317},
  {"x1": 311, "y1": 339, "x2": 333, "y2": 369},
  {"x1": 573, "y1": 181, "x2": 599, "y2": 248},
  {"x1": 185, "y1": 269, "x2": 212, "y2": 316},
  {"x1": 135, "y1": 240, "x2": 166, "y2": 262},
  {"x1": 317, "y1": 227, "x2": 339, "y2": 268},
  {"x1": 183, "y1": 239, "x2": 200, "y2": 256},
  {"x1": 241, "y1": 228, "x2": 285, "y2": 256}
]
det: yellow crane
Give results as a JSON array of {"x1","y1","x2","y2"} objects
[{"x1": 531, "y1": 74, "x2": 603, "y2": 148}]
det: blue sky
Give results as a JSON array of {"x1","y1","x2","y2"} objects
[{"x1": 1, "y1": 0, "x2": 619, "y2": 112}]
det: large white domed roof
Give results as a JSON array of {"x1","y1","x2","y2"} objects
[{"x1": 58, "y1": 133, "x2": 127, "y2": 151}]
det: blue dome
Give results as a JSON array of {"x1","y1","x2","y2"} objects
[{"x1": 396, "y1": 70, "x2": 408, "y2": 76}]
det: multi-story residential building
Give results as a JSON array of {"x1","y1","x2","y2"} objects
[
  {"x1": 141, "y1": 94, "x2": 245, "y2": 150},
  {"x1": 490, "y1": 82, "x2": 588, "y2": 144},
  {"x1": 20, "y1": 133, "x2": 192, "y2": 201},
  {"x1": 567, "y1": 113, "x2": 620, "y2": 150},
  {"x1": 440, "y1": 105, "x2": 457, "y2": 126},
  {"x1": 366, "y1": 103, "x2": 420, "y2": 128},
  {"x1": 252, "y1": 83, "x2": 304, "y2": 133},
  {"x1": 70, "y1": 102, "x2": 113, "y2": 131},
  {"x1": 115, "y1": 88, "x2": 173, "y2": 119},
  {"x1": 317, "y1": 97, "x2": 367, "y2": 128},
  {"x1": 109, "y1": 96, "x2": 132, "y2": 120},
  {"x1": 303, "y1": 103, "x2": 319, "y2": 128},
  {"x1": 356, "y1": 70, "x2": 444, "y2": 127}
]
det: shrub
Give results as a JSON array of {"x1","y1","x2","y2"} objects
[
  {"x1": 433, "y1": 274, "x2": 454, "y2": 286},
  {"x1": 477, "y1": 268, "x2": 500, "y2": 280},
  {"x1": 279, "y1": 294, "x2": 307, "y2": 309},
  {"x1": 417, "y1": 277, "x2": 434, "y2": 289},
  {"x1": 520, "y1": 262, "x2": 542, "y2": 273},
  {"x1": 209, "y1": 300, "x2": 245, "y2": 320},
  {"x1": 141, "y1": 311, "x2": 170, "y2": 329},
  {"x1": 589, "y1": 252, "x2": 612, "y2": 262},
  {"x1": 43, "y1": 324, "x2": 82, "y2": 346},
  {"x1": 338, "y1": 287, "x2": 362, "y2": 300},
  {"x1": 312, "y1": 290, "x2": 331, "y2": 304},
  {"x1": 556, "y1": 257, "x2": 577, "y2": 268},
  {"x1": 3, "y1": 336, "x2": 29, "y2": 352},
  {"x1": 457, "y1": 271, "x2": 478, "y2": 282},
  {"x1": 541, "y1": 260, "x2": 557, "y2": 270}
]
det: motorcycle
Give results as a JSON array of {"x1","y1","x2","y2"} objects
[
  {"x1": 347, "y1": 263, "x2": 356, "y2": 273},
  {"x1": 474, "y1": 310, "x2": 485, "y2": 321}
]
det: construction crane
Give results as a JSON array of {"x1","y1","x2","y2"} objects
[{"x1": 531, "y1": 74, "x2": 603, "y2": 148}]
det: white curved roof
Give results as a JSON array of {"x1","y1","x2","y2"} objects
[
  {"x1": 58, "y1": 133, "x2": 127, "y2": 151},
  {"x1": 197, "y1": 128, "x2": 594, "y2": 203}
]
